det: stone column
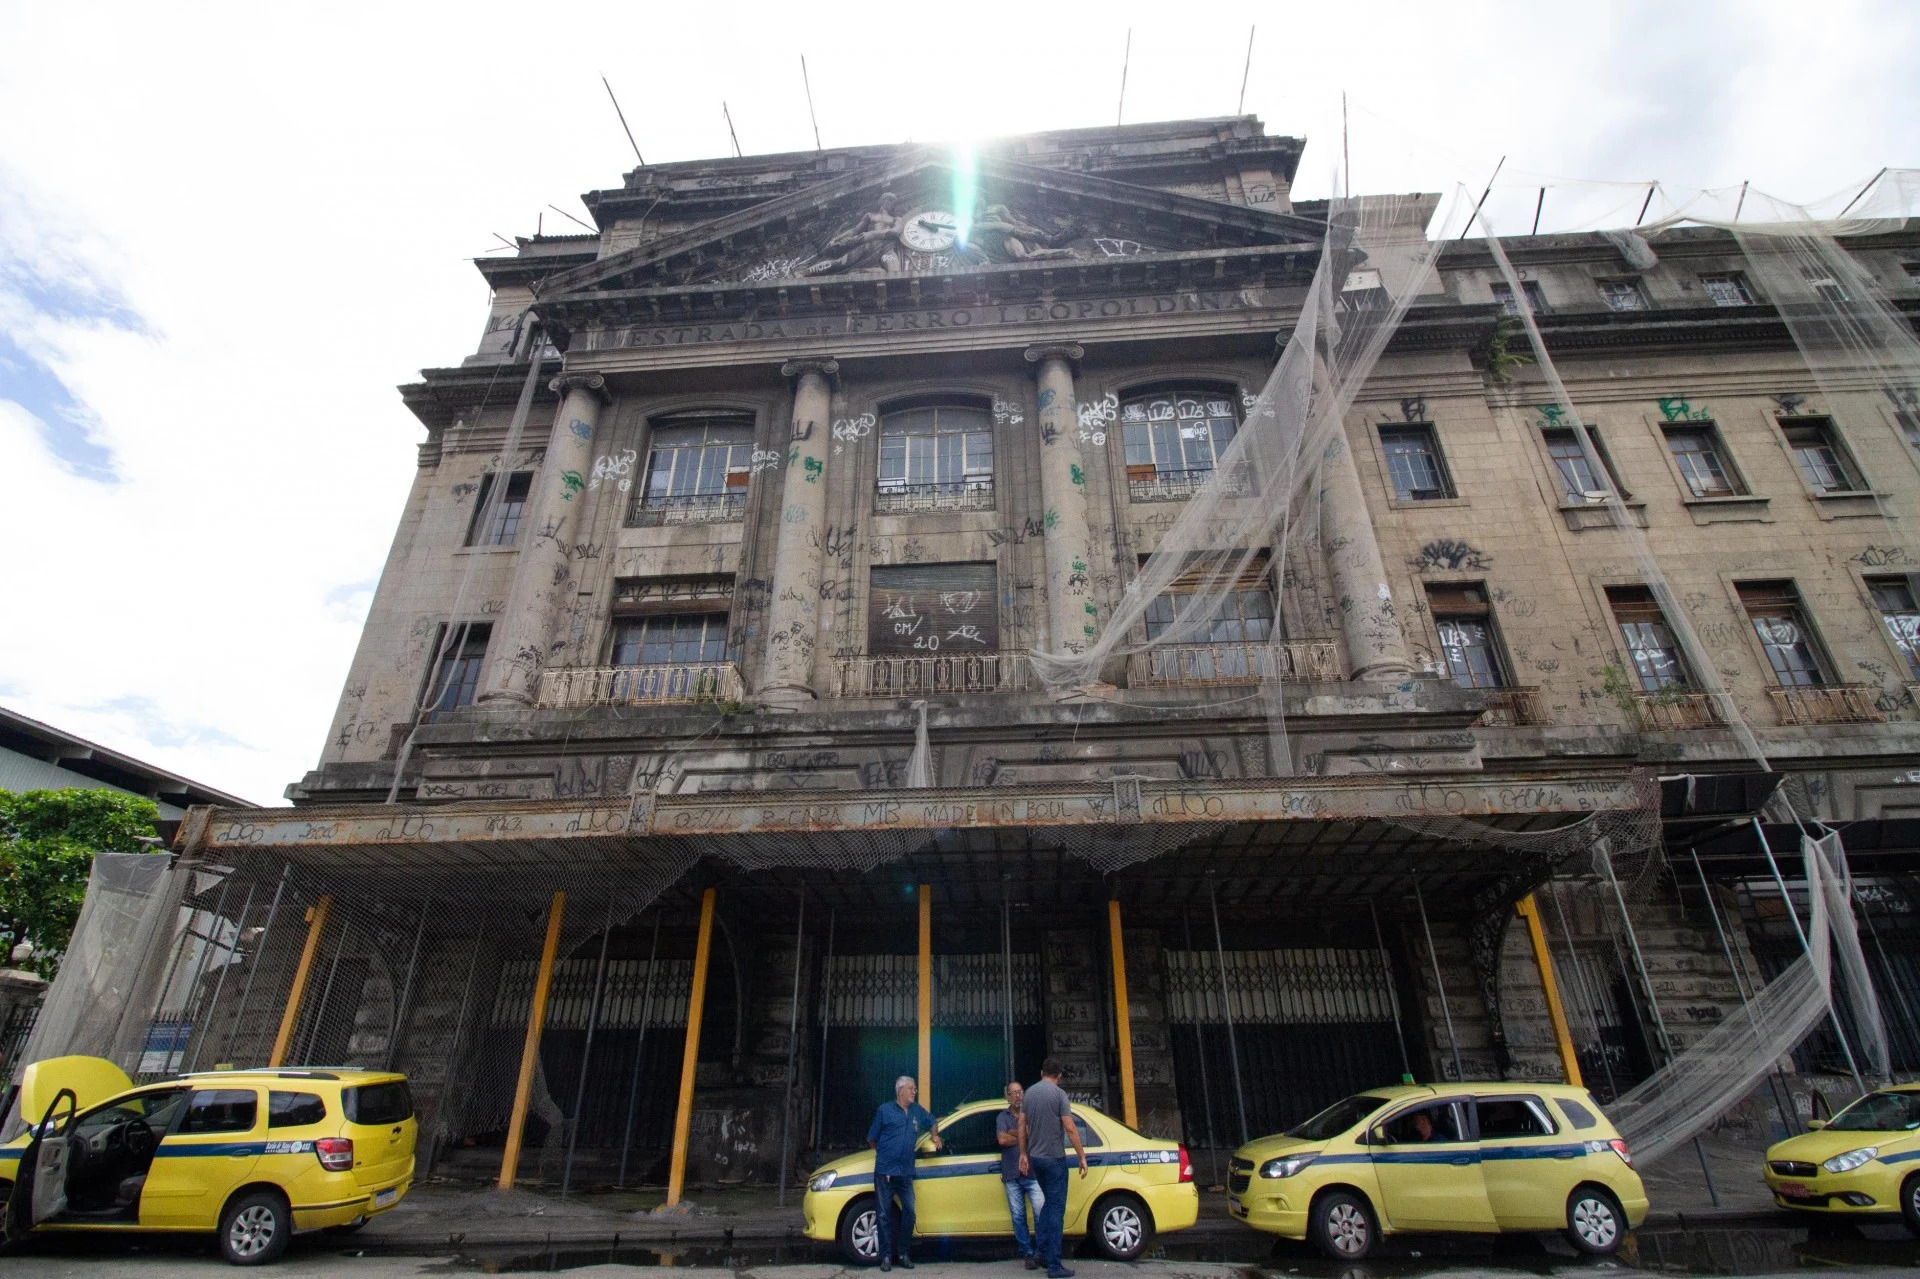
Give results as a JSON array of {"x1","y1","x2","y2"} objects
[
  {"x1": 759, "y1": 358, "x2": 838, "y2": 704},
  {"x1": 1319, "y1": 426, "x2": 1414, "y2": 681},
  {"x1": 1024, "y1": 344, "x2": 1099, "y2": 658},
  {"x1": 477, "y1": 372, "x2": 609, "y2": 705}
]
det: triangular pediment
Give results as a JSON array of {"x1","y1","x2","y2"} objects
[{"x1": 535, "y1": 150, "x2": 1326, "y2": 304}]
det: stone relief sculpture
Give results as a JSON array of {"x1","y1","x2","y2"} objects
[
  {"x1": 805, "y1": 191, "x2": 909, "y2": 276},
  {"x1": 968, "y1": 203, "x2": 1080, "y2": 262}
]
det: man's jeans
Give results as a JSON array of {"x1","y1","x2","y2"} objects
[
  {"x1": 1028, "y1": 1155, "x2": 1071, "y2": 1271},
  {"x1": 1003, "y1": 1176, "x2": 1045, "y2": 1257},
  {"x1": 874, "y1": 1173, "x2": 916, "y2": 1261}
]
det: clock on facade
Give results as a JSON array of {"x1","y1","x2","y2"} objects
[{"x1": 901, "y1": 210, "x2": 961, "y2": 253}]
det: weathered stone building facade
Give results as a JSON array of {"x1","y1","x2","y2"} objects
[{"x1": 166, "y1": 117, "x2": 1920, "y2": 1189}]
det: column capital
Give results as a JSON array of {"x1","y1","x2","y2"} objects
[
  {"x1": 548, "y1": 371, "x2": 609, "y2": 402},
  {"x1": 780, "y1": 357, "x2": 840, "y2": 386},
  {"x1": 1023, "y1": 342, "x2": 1084, "y2": 369}
]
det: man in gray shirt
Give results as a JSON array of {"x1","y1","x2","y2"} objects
[{"x1": 1019, "y1": 1059, "x2": 1087, "y2": 1279}]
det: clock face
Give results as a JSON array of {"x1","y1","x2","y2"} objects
[{"x1": 902, "y1": 209, "x2": 960, "y2": 252}]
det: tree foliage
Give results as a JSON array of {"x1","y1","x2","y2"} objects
[{"x1": 0, "y1": 788, "x2": 162, "y2": 976}]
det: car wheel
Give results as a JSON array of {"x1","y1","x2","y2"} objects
[
  {"x1": 1307, "y1": 1190, "x2": 1375, "y2": 1261},
  {"x1": 1564, "y1": 1185, "x2": 1625, "y2": 1255},
  {"x1": 219, "y1": 1189, "x2": 292, "y2": 1266},
  {"x1": 1900, "y1": 1173, "x2": 1920, "y2": 1238},
  {"x1": 837, "y1": 1195, "x2": 882, "y2": 1266},
  {"x1": 1090, "y1": 1192, "x2": 1153, "y2": 1261}
]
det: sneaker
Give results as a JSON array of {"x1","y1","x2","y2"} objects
[
  {"x1": 1024, "y1": 1259, "x2": 1039, "y2": 1271},
  {"x1": 879, "y1": 1262, "x2": 890, "y2": 1273},
  {"x1": 1047, "y1": 1268, "x2": 1075, "y2": 1278},
  {"x1": 897, "y1": 1260, "x2": 914, "y2": 1271}
]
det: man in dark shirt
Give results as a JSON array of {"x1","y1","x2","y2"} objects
[
  {"x1": 1019, "y1": 1060, "x2": 1087, "y2": 1279},
  {"x1": 996, "y1": 1081, "x2": 1044, "y2": 1268},
  {"x1": 866, "y1": 1075, "x2": 940, "y2": 1271}
]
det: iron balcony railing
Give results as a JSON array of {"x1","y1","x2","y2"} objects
[
  {"x1": 1766, "y1": 682, "x2": 1887, "y2": 725},
  {"x1": 1126, "y1": 464, "x2": 1254, "y2": 503},
  {"x1": 830, "y1": 651, "x2": 1028, "y2": 697},
  {"x1": 1628, "y1": 690, "x2": 1725, "y2": 730},
  {"x1": 874, "y1": 479, "x2": 995, "y2": 514},
  {"x1": 1479, "y1": 686, "x2": 1551, "y2": 727},
  {"x1": 627, "y1": 490, "x2": 748, "y2": 526},
  {"x1": 537, "y1": 661, "x2": 745, "y2": 708},
  {"x1": 1127, "y1": 639, "x2": 1342, "y2": 687}
]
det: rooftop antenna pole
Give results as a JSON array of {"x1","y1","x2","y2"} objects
[
  {"x1": 536, "y1": 210, "x2": 542, "y2": 236},
  {"x1": 1635, "y1": 181, "x2": 1657, "y2": 227},
  {"x1": 723, "y1": 101, "x2": 742, "y2": 157},
  {"x1": 548, "y1": 204, "x2": 596, "y2": 233},
  {"x1": 1236, "y1": 26, "x2": 1255, "y2": 116},
  {"x1": 801, "y1": 55, "x2": 823, "y2": 151},
  {"x1": 1456, "y1": 154, "x2": 1507, "y2": 241},
  {"x1": 601, "y1": 75, "x2": 645, "y2": 166},
  {"x1": 1531, "y1": 187, "x2": 1546, "y2": 236},
  {"x1": 1838, "y1": 166, "x2": 1889, "y2": 219},
  {"x1": 1341, "y1": 91, "x2": 1350, "y2": 199},
  {"x1": 1116, "y1": 29, "x2": 1131, "y2": 128},
  {"x1": 1733, "y1": 179, "x2": 1750, "y2": 223}
]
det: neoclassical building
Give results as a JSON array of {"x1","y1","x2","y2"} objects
[{"x1": 160, "y1": 117, "x2": 1920, "y2": 1192}]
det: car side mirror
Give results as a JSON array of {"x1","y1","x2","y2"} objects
[{"x1": 1806, "y1": 1118, "x2": 1826, "y2": 1131}]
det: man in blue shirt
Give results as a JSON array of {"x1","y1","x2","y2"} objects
[{"x1": 866, "y1": 1075, "x2": 940, "y2": 1271}]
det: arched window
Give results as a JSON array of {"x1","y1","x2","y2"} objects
[
  {"x1": 876, "y1": 399, "x2": 994, "y2": 512},
  {"x1": 629, "y1": 411, "x2": 753, "y2": 526},
  {"x1": 1119, "y1": 385, "x2": 1242, "y2": 502}
]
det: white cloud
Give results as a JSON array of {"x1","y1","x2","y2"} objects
[{"x1": 0, "y1": 0, "x2": 1912, "y2": 804}]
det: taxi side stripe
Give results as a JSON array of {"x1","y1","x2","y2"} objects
[
  {"x1": 1878, "y1": 1149, "x2": 1920, "y2": 1165},
  {"x1": 154, "y1": 1141, "x2": 270, "y2": 1158}
]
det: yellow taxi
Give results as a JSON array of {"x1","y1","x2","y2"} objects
[
  {"x1": 803, "y1": 1098, "x2": 1197, "y2": 1264},
  {"x1": 1, "y1": 1055, "x2": 416, "y2": 1265},
  {"x1": 1762, "y1": 1083, "x2": 1920, "y2": 1231},
  {"x1": 1228, "y1": 1082, "x2": 1647, "y2": 1260}
]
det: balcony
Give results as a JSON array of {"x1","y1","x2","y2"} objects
[
  {"x1": 874, "y1": 479, "x2": 994, "y2": 514},
  {"x1": 627, "y1": 490, "x2": 747, "y2": 527},
  {"x1": 1478, "y1": 686, "x2": 1551, "y2": 727},
  {"x1": 1127, "y1": 639, "x2": 1342, "y2": 688},
  {"x1": 1126, "y1": 464, "x2": 1253, "y2": 503},
  {"x1": 537, "y1": 662, "x2": 745, "y2": 708},
  {"x1": 1628, "y1": 690, "x2": 1725, "y2": 730},
  {"x1": 831, "y1": 651, "x2": 1028, "y2": 697},
  {"x1": 1766, "y1": 682, "x2": 1887, "y2": 725}
]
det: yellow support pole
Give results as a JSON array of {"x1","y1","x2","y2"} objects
[
  {"x1": 1517, "y1": 893, "x2": 1583, "y2": 1088},
  {"x1": 667, "y1": 888, "x2": 717, "y2": 1206},
  {"x1": 1108, "y1": 900, "x2": 1138, "y2": 1130},
  {"x1": 917, "y1": 884, "x2": 932, "y2": 1111},
  {"x1": 268, "y1": 894, "x2": 331, "y2": 1067},
  {"x1": 498, "y1": 891, "x2": 566, "y2": 1190}
]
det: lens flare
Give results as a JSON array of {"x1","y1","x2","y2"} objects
[{"x1": 952, "y1": 142, "x2": 978, "y2": 247}]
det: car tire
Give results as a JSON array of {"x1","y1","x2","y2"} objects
[
  {"x1": 1089, "y1": 1192, "x2": 1153, "y2": 1261},
  {"x1": 219, "y1": 1189, "x2": 292, "y2": 1266},
  {"x1": 1307, "y1": 1190, "x2": 1376, "y2": 1261},
  {"x1": 837, "y1": 1194, "x2": 882, "y2": 1267},
  {"x1": 1564, "y1": 1185, "x2": 1625, "y2": 1255},
  {"x1": 1899, "y1": 1172, "x2": 1920, "y2": 1238}
]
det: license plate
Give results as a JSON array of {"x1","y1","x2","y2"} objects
[
  {"x1": 1779, "y1": 1181, "x2": 1809, "y2": 1199},
  {"x1": 374, "y1": 1188, "x2": 398, "y2": 1208}
]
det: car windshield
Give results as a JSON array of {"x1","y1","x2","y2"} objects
[
  {"x1": 1285, "y1": 1094, "x2": 1393, "y2": 1142},
  {"x1": 1827, "y1": 1090, "x2": 1920, "y2": 1132}
]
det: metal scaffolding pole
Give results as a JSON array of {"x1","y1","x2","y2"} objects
[
  {"x1": 167, "y1": 868, "x2": 235, "y2": 1072},
  {"x1": 300, "y1": 918, "x2": 353, "y2": 1066},
  {"x1": 1369, "y1": 900, "x2": 1413, "y2": 1081},
  {"x1": 385, "y1": 902, "x2": 432, "y2": 1071},
  {"x1": 1182, "y1": 907, "x2": 1220, "y2": 1184},
  {"x1": 1755, "y1": 820, "x2": 1867, "y2": 1094},
  {"x1": 562, "y1": 898, "x2": 617, "y2": 1198},
  {"x1": 1413, "y1": 878, "x2": 1464, "y2": 1081},
  {"x1": 777, "y1": 890, "x2": 806, "y2": 1206},
  {"x1": 1545, "y1": 881, "x2": 1619, "y2": 1100},
  {"x1": 215, "y1": 868, "x2": 289, "y2": 1068},
  {"x1": 616, "y1": 912, "x2": 663, "y2": 1188},
  {"x1": 185, "y1": 881, "x2": 255, "y2": 1072},
  {"x1": 1001, "y1": 878, "x2": 1014, "y2": 1084},
  {"x1": 1206, "y1": 873, "x2": 1249, "y2": 1146},
  {"x1": 812, "y1": 906, "x2": 836, "y2": 1150},
  {"x1": 1687, "y1": 850, "x2": 1795, "y2": 1134}
]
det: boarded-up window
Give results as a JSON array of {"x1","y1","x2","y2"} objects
[{"x1": 869, "y1": 563, "x2": 997, "y2": 654}]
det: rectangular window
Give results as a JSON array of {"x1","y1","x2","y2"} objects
[
  {"x1": 869, "y1": 563, "x2": 998, "y2": 655},
  {"x1": 877, "y1": 402, "x2": 994, "y2": 511},
  {"x1": 1802, "y1": 266, "x2": 1850, "y2": 303},
  {"x1": 1780, "y1": 418, "x2": 1863, "y2": 493},
  {"x1": 1700, "y1": 273, "x2": 1754, "y2": 306},
  {"x1": 1121, "y1": 390, "x2": 1241, "y2": 500},
  {"x1": 1898, "y1": 410, "x2": 1920, "y2": 452},
  {"x1": 466, "y1": 471, "x2": 532, "y2": 546},
  {"x1": 181, "y1": 1089, "x2": 258, "y2": 1134},
  {"x1": 1606, "y1": 586, "x2": 1690, "y2": 692},
  {"x1": 1904, "y1": 263, "x2": 1920, "y2": 284},
  {"x1": 1378, "y1": 425, "x2": 1453, "y2": 500},
  {"x1": 1868, "y1": 576, "x2": 1920, "y2": 679},
  {"x1": 631, "y1": 413, "x2": 752, "y2": 525},
  {"x1": 1541, "y1": 426, "x2": 1627, "y2": 501},
  {"x1": 1663, "y1": 425, "x2": 1743, "y2": 497},
  {"x1": 1597, "y1": 279, "x2": 1648, "y2": 311},
  {"x1": 268, "y1": 1092, "x2": 327, "y2": 1128},
  {"x1": 1490, "y1": 280, "x2": 1545, "y2": 316},
  {"x1": 1426, "y1": 583, "x2": 1506, "y2": 689},
  {"x1": 424, "y1": 623, "x2": 490, "y2": 722},
  {"x1": 1737, "y1": 581, "x2": 1827, "y2": 687},
  {"x1": 610, "y1": 613, "x2": 729, "y2": 666}
]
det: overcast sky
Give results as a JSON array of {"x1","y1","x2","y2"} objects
[{"x1": 1, "y1": 0, "x2": 1914, "y2": 805}]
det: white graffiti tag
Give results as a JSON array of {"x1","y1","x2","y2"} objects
[{"x1": 589, "y1": 449, "x2": 638, "y2": 492}]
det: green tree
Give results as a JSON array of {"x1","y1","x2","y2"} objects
[{"x1": 0, "y1": 788, "x2": 162, "y2": 976}]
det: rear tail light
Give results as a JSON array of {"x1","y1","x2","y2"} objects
[
  {"x1": 1608, "y1": 1138, "x2": 1633, "y2": 1167},
  {"x1": 1177, "y1": 1145, "x2": 1193, "y2": 1183},
  {"x1": 315, "y1": 1137, "x2": 354, "y2": 1172}
]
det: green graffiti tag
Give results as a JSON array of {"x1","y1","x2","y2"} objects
[
  {"x1": 1070, "y1": 463, "x2": 1085, "y2": 486},
  {"x1": 1657, "y1": 397, "x2": 1712, "y2": 423},
  {"x1": 804, "y1": 456, "x2": 823, "y2": 483},
  {"x1": 1044, "y1": 508, "x2": 1059, "y2": 530},
  {"x1": 1533, "y1": 404, "x2": 1571, "y2": 430},
  {"x1": 560, "y1": 470, "x2": 585, "y2": 499}
]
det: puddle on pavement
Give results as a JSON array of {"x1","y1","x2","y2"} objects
[{"x1": 455, "y1": 1222, "x2": 1920, "y2": 1274}]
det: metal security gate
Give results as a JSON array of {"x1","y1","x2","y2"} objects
[{"x1": 1165, "y1": 947, "x2": 1404, "y2": 1145}]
